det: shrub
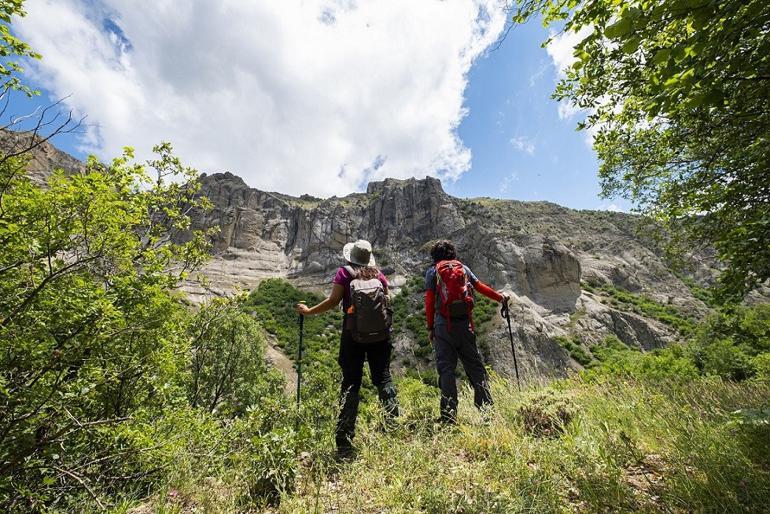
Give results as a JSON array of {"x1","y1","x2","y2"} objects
[
  {"x1": 585, "y1": 336, "x2": 699, "y2": 381},
  {"x1": 242, "y1": 428, "x2": 297, "y2": 505},
  {"x1": 751, "y1": 353, "x2": 770, "y2": 381},
  {"x1": 517, "y1": 390, "x2": 575, "y2": 437},
  {"x1": 555, "y1": 336, "x2": 593, "y2": 366},
  {"x1": 187, "y1": 296, "x2": 284, "y2": 416},
  {"x1": 0, "y1": 145, "x2": 212, "y2": 511},
  {"x1": 695, "y1": 338, "x2": 754, "y2": 381}
]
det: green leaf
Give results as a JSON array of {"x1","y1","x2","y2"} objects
[
  {"x1": 703, "y1": 88, "x2": 724, "y2": 106},
  {"x1": 651, "y1": 48, "x2": 671, "y2": 65},
  {"x1": 604, "y1": 17, "x2": 634, "y2": 39},
  {"x1": 682, "y1": 92, "x2": 706, "y2": 109},
  {"x1": 622, "y1": 37, "x2": 641, "y2": 54}
]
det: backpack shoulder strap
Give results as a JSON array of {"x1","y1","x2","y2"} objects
[{"x1": 344, "y1": 265, "x2": 358, "y2": 279}]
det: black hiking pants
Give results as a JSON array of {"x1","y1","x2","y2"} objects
[
  {"x1": 433, "y1": 317, "x2": 492, "y2": 422},
  {"x1": 336, "y1": 327, "x2": 399, "y2": 449}
]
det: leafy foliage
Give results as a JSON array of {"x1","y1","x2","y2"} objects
[
  {"x1": 689, "y1": 303, "x2": 770, "y2": 379},
  {"x1": 243, "y1": 278, "x2": 343, "y2": 380},
  {"x1": 512, "y1": 0, "x2": 770, "y2": 299},
  {"x1": 0, "y1": 143, "x2": 216, "y2": 509},
  {"x1": 0, "y1": 0, "x2": 40, "y2": 95},
  {"x1": 582, "y1": 304, "x2": 770, "y2": 382},
  {"x1": 0, "y1": 150, "x2": 313, "y2": 511},
  {"x1": 187, "y1": 296, "x2": 284, "y2": 416}
]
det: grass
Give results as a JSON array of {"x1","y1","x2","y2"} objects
[
  {"x1": 114, "y1": 374, "x2": 770, "y2": 512},
  {"x1": 172, "y1": 278, "x2": 770, "y2": 513},
  {"x1": 276, "y1": 375, "x2": 770, "y2": 513}
]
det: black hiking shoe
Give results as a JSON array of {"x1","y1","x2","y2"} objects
[
  {"x1": 335, "y1": 444, "x2": 357, "y2": 462},
  {"x1": 434, "y1": 415, "x2": 458, "y2": 427}
]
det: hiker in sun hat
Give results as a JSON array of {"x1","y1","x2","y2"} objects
[
  {"x1": 296, "y1": 239, "x2": 398, "y2": 458},
  {"x1": 424, "y1": 239, "x2": 510, "y2": 424}
]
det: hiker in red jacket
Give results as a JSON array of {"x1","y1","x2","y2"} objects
[
  {"x1": 424, "y1": 240, "x2": 509, "y2": 423},
  {"x1": 296, "y1": 239, "x2": 398, "y2": 457}
]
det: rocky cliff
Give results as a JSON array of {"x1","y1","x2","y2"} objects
[
  {"x1": 3, "y1": 129, "x2": 717, "y2": 381},
  {"x1": 183, "y1": 171, "x2": 717, "y2": 381},
  {"x1": 0, "y1": 129, "x2": 84, "y2": 183}
]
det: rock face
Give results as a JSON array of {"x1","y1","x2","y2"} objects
[
  {"x1": 0, "y1": 129, "x2": 84, "y2": 184},
  {"x1": 182, "y1": 171, "x2": 716, "y2": 381},
  {"x1": 4, "y1": 129, "x2": 717, "y2": 381}
]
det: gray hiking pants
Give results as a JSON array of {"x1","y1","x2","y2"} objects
[{"x1": 433, "y1": 316, "x2": 492, "y2": 422}]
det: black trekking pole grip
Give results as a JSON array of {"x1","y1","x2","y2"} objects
[{"x1": 502, "y1": 298, "x2": 522, "y2": 391}]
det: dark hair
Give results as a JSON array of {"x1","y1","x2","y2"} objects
[
  {"x1": 430, "y1": 240, "x2": 457, "y2": 263},
  {"x1": 351, "y1": 264, "x2": 380, "y2": 280}
]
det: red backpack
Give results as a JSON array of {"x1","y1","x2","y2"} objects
[{"x1": 435, "y1": 260, "x2": 475, "y2": 322}]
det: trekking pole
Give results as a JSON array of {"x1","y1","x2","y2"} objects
[
  {"x1": 501, "y1": 299, "x2": 521, "y2": 391},
  {"x1": 295, "y1": 302, "x2": 305, "y2": 432}
]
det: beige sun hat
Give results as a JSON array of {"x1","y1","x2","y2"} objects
[{"x1": 342, "y1": 239, "x2": 376, "y2": 266}]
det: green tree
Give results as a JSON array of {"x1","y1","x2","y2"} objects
[
  {"x1": 0, "y1": 0, "x2": 40, "y2": 95},
  {"x1": 512, "y1": 0, "x2": 770, "y2": 299},
  {"x1": 0, "y1": 144, "x2": 213, "y2": 508},
  {"x1": 187, "y1": 296, "x2": 284, "y2": 416}
]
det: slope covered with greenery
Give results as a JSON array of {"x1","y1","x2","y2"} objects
[
  {"x1": 109, "y1": 285, "x2": 769, "y2": 513},
  {"x1": 121, "y1": 373, "x2": 770, "y2": 513}
]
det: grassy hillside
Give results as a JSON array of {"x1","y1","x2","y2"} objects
[
  {"x1": 279, "y1": 377, "x2": 770, "y2": 513},
  {"x1": 129, "y1": 375, "x2": 770, "y2": 513},
  {"x1": 120, "y1": 282, "x2": 770, "y2": 513}
]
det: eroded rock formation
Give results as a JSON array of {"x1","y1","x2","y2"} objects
[
  {"x1": 4, "y1": 128, "x2": 716, "y2": 381},
  {"x1": 183, "y1": 172, "x2": 714, "y2": 380}
]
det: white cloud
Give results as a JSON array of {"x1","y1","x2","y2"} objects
[
  {"x1": 14, "y1": 0, "x2": 507, "y2": 197},
  {"x1": 545, "y1": 26, "x2": 591, "y2": 121},
  {"x1": 528, "y1": 61, "x2": 548, "y2": 87},
  {"x1": 600, "y1": 203, "x2": 625, "y2": 213},
  {"x1": 499, "y1": 171, "x2": 519, "y2": 193},
  {"x1": 546, "y1": 26, "x2": 591, "y2": 80},
  {"x1": 556, "y1": 101, "x2": 582, "y2": 121},
  {"x1": 509, "y1": 135, "x2": 535, "y2": 155}
]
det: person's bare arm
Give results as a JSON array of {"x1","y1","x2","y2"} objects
[{"x1": 296, "y1": 283, "x2": 345, "y2": 315}]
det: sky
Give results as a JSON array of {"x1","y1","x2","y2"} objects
[{"x1": 8, "y1": 0, "x2": 627, "y2": 212}]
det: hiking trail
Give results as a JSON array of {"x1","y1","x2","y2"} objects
[{"x1": 264, "y1": 333, "x2": 297, "y2": 395}]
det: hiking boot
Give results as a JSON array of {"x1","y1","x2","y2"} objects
[
  {"x1": 434, "y1": 415, "x2": 458, "y2": 427},
  {"x1": 334, "y1": 444, "x2": 357, "y2": 462}
]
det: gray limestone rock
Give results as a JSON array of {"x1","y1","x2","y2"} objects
[{"x1": 3, "y1": 130, "x2": 724, "y2": 378}]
